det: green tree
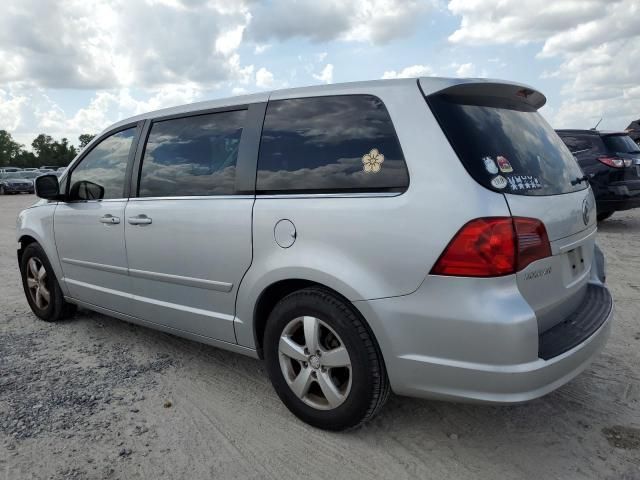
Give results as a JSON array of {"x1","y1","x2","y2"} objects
[
  {"x1": 78, "y1": 133, "x2": 96, "y2": 149},
  {"x1": 31, "y1": 134, "x2": 55, "y2": 163},
  {"x1": 0, "y1": 130, "x2": 23, "y2": 167},
  {"x1": 31, "y1": 134, "x2": 77, "y2": 167}
]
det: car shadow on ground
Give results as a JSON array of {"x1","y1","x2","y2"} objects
[{"x1": 67, "y1": 308, "x2": 637, "y2": 451}]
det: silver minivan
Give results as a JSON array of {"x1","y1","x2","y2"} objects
[{"x1": 17, "y1": 78, "x2": 613, "y2": 430}]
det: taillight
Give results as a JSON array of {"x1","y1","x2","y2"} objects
[
  {"x1": 598, "y1": 155, "x2": 625, "y2": 168},
  {"x1": 431, "y1": 217, "x2": 551, "y2": 277},
  {"x1": 513, "y1": 217, "x2": 552, "y2": 270}
]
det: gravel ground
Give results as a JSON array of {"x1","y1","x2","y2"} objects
[{"x1": 1, "y1": 194, "x2": 639, "y2": 480}]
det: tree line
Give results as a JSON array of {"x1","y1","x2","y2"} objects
[{"x1": 0, "y1": 130, "x2": 95, "y2": 169}]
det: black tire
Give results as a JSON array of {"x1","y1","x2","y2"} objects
[
  {"x1": 20, "y1": 243, "x2": 76, "y2": 322},
  {"x1": 597, "y1": 211, "x2": 614, "y2": 222},
  {"x1": 264, "y1": 287, "x2": 390, "y2": 431},
  {"x1": 0, "y1": 185, "x2": 5, "y2": 195}
]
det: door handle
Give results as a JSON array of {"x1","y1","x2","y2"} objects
[
  {"x1": 128, "y1": 214, "x2": 152, "y2": 226},
  {"x1": 99, "y1": 214, "x2": 120, "y2": 225}
]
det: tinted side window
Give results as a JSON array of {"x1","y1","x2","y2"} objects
[
  {"x1": 560, "y1": 135, "x2": 592, "y2": 154},
  {"x1": 139, "y1": 110, "x2": 247, "y2": 197},
  {"x1": 257, "y1": 95, "x2": 409, "y2": 193},
  {"x1": 68, "y1": 128, "x2": 136, "y2": 200}
]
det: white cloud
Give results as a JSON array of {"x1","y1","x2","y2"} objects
[
  {"x1": 382, "y1": 64, "x2": 435, "y2": 79},
  {"x1": 248, "y1": 0, "x2": 432, "y2": 44},
  {"x1": 448, "y1": 0, "x2": 640, "y2": 130},
  {"x1": 2, "y1": 82, "x2": 203, "y2": 149},
  {"x1": 454, "y1": 62, "x2": 475, "y2": 77},
  {"x1": 0, "y1": 0, "x2": 252, "y2": 90},
  {"x1": 255, "y1": 67, "x2": 275, "y2": 88},
  {"x1": 253, "y1": 44, "x2": 271, "y2": 54},
  {"x1": 216, "y1": 25, "x2": 246, "y2": 56},
  {"x1": 313, "y1": 64, "x2": 334, "y2": 84}
]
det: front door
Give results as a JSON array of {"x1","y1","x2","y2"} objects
[
  {"x1": 124, "y1": 109, "x2": 253, "y2": 343},
  {"x1": 54, "y1": 126, "x2": 139, "y2": 313}
]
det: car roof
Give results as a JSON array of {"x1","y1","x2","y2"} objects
[
  {"x1": 556, "y1": 129, "x2": 629, "y2": 136},
  {"x1": 106, "y1": 76, "x2": 541, "y2": 133}
]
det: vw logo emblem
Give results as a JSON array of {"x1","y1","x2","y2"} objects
[{"x1": 582, "y1": 197, "x2": 591, "y2": 225}]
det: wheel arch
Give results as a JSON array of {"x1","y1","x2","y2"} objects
[{"x1": 249, "y1": 277, "x2": 381, "y2": 360}]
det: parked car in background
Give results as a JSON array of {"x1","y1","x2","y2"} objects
[
  {"x1": 17, "y1": 171, "x2": 43, "y2": 183},
  {"x1": 23, "y1": 168, "x2": 39, "y2": 172},
  {"x1": 0, "y1": 167, "x2": 22, "y2": 174},
  {"x1": 0, "y1": 171, "x2": 35, "y2": 194},
  {"x1": 18, "y1": 78, "x2": 612, "y2": 430},
  {"x1": 556, "y1": 129, "x2": 640, "y2": 221},
  {"x1": 39, "y1": 165, "x2": 59, "y2": 171}
]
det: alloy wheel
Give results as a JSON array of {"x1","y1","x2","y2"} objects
[
  {"x1": 26, "y1": 257, "x2": 50, "y2": 310},
  {"x1": 278, "y1": 316, "x2": 352, "y2": 410}
]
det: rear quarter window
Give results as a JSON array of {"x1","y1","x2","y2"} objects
[
  {"x1": 602, "y1": 134, "x2": 640, "y2": 154},
  {"x1": 428, "y1": 94, "x2": 587, "y2": 196},
  {"x1": 257, "y1": 95, "x2": 409, "y2": 193}
]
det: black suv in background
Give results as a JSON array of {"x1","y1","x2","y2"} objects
[{"x1": 556, "y1": 129, "x2": 640, "y2": 221}]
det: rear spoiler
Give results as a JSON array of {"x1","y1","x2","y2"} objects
[{"x1": 419, "y1": 78, "x2": 546, "y2": 111}]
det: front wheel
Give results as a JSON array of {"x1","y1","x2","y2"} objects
[
  {"x1": 20, "y1": 243, "x2": 76, "y2": 322},
  {"x1": 264, "y1": 287, "x2": 389, "y2": 430}
]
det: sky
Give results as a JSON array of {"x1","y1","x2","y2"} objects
[{"x1": 1, "y1": 0, "x2": 639, "y2": 149}]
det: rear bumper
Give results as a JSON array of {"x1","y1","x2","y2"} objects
[
  {"x1": 355, "y1": 279, "x2": 613, "y2": 403},
  {"x1": 596, "y1": 196, "x2": 640, "y2": 212},
  {"x1": 594, "y1": 180, "x2": 640, "y2": 212}
]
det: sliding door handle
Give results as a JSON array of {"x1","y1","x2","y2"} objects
[
  {"x1": 99, "y1": 214, "x2": 120, "y2": 225},
  {"x1": 128, "y1": 214, "x2": 152, "y2": 225}
]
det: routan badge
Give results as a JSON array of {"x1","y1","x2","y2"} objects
[
  {"x1": 496, "y1": 155, "x2": 513, "y2": 173},
  {"x1": 482, "y1": 156, "x2": 499, "y2": 174},
  {"x1": 362, "y1": 148, "x2": 384, "y2": 173},
  {"x1": 491, "y1": 175, "x2": 508, "y2": 189}
]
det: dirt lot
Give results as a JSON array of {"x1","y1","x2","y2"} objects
[{"x1": 1, "y1": 194, "x2": 639, "y2": 480}]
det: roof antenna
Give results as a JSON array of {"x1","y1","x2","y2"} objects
[{"x1": 591, "y1": 118, "x2": 602, "y2": 131}]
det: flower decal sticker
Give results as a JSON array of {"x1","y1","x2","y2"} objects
[{"x1": 362, "y1": 148, "x2": 384, "y2": 173}]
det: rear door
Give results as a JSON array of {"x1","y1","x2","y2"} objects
[
  {"x1": 123, "y1": 105, "x2": 263, "y2": 343},
  {"x1": 426, "y1": 82, "x2": 596, "y2": 332}
]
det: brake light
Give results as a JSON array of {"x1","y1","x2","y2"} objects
[
  {"x1": 598, "y1": 155, "x2": 625, "y2": 168},
  {"x1": 431, "y1": 217, "x2": 551, "y2": 277},
  {"x1": 514, "y1": 217, "x2": 552, "y2": 270}
]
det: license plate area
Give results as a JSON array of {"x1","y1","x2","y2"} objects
[{"x1": 566, "y1": 247, "x2": 586, "y2": 279}]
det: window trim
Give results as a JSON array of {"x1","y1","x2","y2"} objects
[
  {"x1": 254, "y1": 94, "x2": 410, "y2": 195},
  {"x1": 63, "y1": 121, "x2": 143, "y2": 202},
  {"x1": 130, "y1": 104, "x2": 264, "y2": 199}
]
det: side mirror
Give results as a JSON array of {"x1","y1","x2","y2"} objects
[
  {"x1": 69, "y1": 180, "x2": 105, "y2": 200},
  {"x1": 34, "y1": 174, "x2": 60, "y2": 200}
]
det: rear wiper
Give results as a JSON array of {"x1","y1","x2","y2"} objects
[{"x1": 571, "y1": 175, "x2": 590, "y2": 186}]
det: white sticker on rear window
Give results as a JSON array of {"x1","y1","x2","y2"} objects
[
  {"x1": 507, "y1": 175, "x2": 542, "y2": 191},
  {"x1": 362, "y1": 148, "x2": 384, "y2": 173},
  {"x1": 482, "y1": 156, "x2": 499, "y2": 174},
  {"x1": 491, "y1": 175, "x2": 508, "y2": 189}
]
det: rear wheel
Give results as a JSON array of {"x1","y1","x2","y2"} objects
[
  {"x1": 597, "y1": 211, "x2": 614, "y2": 222},
  {"x1": 264, "y1": 287, "x2": 389, "y2": 430},
  {"x1": 20, "y1": 243, "x2": 76, "y2": 322}
]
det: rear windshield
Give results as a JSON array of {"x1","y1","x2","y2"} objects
[
  {"x1": 428, "y1": 94, "x2": 587, "y2": 196},
  {"x1": 602, "y1": 134, "x2": 640, "y2": 154}
]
